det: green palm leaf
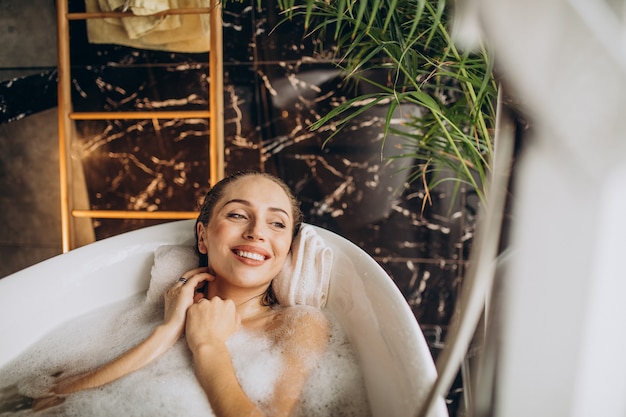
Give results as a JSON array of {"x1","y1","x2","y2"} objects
[{"x1": 242, "y1": 0, "x2": 498, "y2": 204}]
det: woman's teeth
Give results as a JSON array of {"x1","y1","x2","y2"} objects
[{"x1": 237, "y1": 250, "x2": 265, "y2": 261}]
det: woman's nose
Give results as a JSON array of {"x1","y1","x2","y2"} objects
[{"x1": 244, "y1": 221, "x2": 264, "y2": 240}]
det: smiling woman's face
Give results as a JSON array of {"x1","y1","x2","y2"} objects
[{"x1": 196, "y1": 175, "x2": 294, "y2": 294}]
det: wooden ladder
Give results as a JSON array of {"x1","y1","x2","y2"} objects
[{"x1": 55, "y1": 1, "x2": 224, "y2": 251}]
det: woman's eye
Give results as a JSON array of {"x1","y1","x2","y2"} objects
[
  {"x1": 271, "y1": 221, "x2": 287, "y2": 229},
  {"x1": 227, "y1": 212, "x2": 247, "y2": 220}
]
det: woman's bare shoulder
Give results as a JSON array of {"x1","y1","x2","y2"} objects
[
  {"x1": 267, "y1": 306, "x2": 330, "y2": 352},
  {"x1": 273, "y1": 305, "x2": 328, "y2": 329}
]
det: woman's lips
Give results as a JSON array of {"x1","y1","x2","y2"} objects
[
  {"x1": 231, "y1": 245, "x2": 271, "y2": 262},
  {"x1": 235, "y1": 250, "x2": 265, "y2": 261}
]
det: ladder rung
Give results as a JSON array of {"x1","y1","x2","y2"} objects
[
  {"x1": 72, "y1": 210, "x2": 199, "y2": 220},
  {"x1": 69, "y1": 111, "x2": 211, "y2": 120},
  {"x1": 67, "y1": 8, "x2": 214, "y2": 20}
]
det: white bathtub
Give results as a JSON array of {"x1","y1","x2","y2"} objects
[{"x1": 0, "y1": 220, "x2": 447, "y2": 417}]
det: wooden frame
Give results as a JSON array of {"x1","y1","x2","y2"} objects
[{"x1": 56, "y1": 1, "x2": 224, "y2": 251}]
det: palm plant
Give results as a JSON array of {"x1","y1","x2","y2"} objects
[{"x1": 275, "y1": 0, "x2": 498, "y2": 205}]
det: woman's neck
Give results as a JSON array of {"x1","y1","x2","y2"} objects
[
  {"x1": 207, "y1": 283, "x2": 272, "y2": 322},
  {"x1": 236, "y1": 292, "x2": 272, "y2": 322}
]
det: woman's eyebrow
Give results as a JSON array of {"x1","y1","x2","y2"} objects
[
  {"x1": 222, "y1": 198, "x2": 250, "y2": 208},
  {"x1": 222, "y1": 199, "x2": 290, "y2": 217}
]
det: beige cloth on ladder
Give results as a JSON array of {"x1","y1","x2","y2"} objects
[
  {"x1": 85, "y1": 0, "x2": 211, "y2": 53},
  {"x1": 102, "y1": 0, "x2": 180, "y2": 40}
]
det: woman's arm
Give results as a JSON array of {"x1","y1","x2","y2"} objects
[
  {"x1": 53, "y1": 322, "x2": 180, "y2": 394},
  {"x1": 53, "y1": 268, "x2": 213, "y2": 395},
  {"x1": 267, "y1": 309, "x2": 330, "y2": 415},
  {"x1": 185, "y1": 297, "x2": 256, "y2": 416},
  {"x1": 186, "y1": 302, "x2": 329, "y2": 417}
]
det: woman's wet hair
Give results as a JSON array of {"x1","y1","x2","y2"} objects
[{"x1": 194, "y1": 171, "x2": 304, "y2": 306}]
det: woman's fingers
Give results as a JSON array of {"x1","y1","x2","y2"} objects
[
  {"x1": 179, "y1": 268, "x2": 215, "y2": 302},
  {"x1": 177, "y1": 267, "x2": 214, "y2": 287},
  {"x1": 163, "y1": 267, "x2": 217, "y2": 329},
  {"x1": 193, "y1": 292, "x2": 205, "y2": 303},
  {"x1": 31, "y1": 395, "x2": 65, "y2": 412},
  {"x1": 185, "y1": 297, "x2": 240, "y2": 352},
  {"x1": 168, "y1": 269, "x2": 213, "y2": 297}
]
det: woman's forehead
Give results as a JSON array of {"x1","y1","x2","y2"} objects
[{"x1": 219, "y1": 176, "x2": 291, "y2": 211}]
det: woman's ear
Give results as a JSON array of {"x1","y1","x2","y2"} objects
[{"x1": 196, "y1": 222, "x2": 208, "y2": 254}]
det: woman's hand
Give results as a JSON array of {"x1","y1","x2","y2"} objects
[
  {"x1": 185, "y1": 297, "x2": 241, "y2": 354},
  {"x1": 163, "y1": 267, "x2": 213, "y2": 331}
]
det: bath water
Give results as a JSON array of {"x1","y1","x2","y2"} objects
[{"x1": 0, "y1": 293, "x2": 372, "y2": 416}]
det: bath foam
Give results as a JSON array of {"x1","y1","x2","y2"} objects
[
  {"x1": 0, "y1": 294, "x2": 371, "y2": 416},
  {"x1": 296, "y1": 311, "x2": 373, "y2": 417},
  {"x1": 228, "y1": 307, "x2": 372, "y2": 417}
]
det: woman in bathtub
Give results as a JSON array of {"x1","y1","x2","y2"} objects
[{"x1": 37, "y1": 171, "x2": 330, "y2": 416}]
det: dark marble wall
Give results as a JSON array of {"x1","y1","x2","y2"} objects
[{"x1": 2, "y1": 0, "x2": 478, "y2": 373}]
